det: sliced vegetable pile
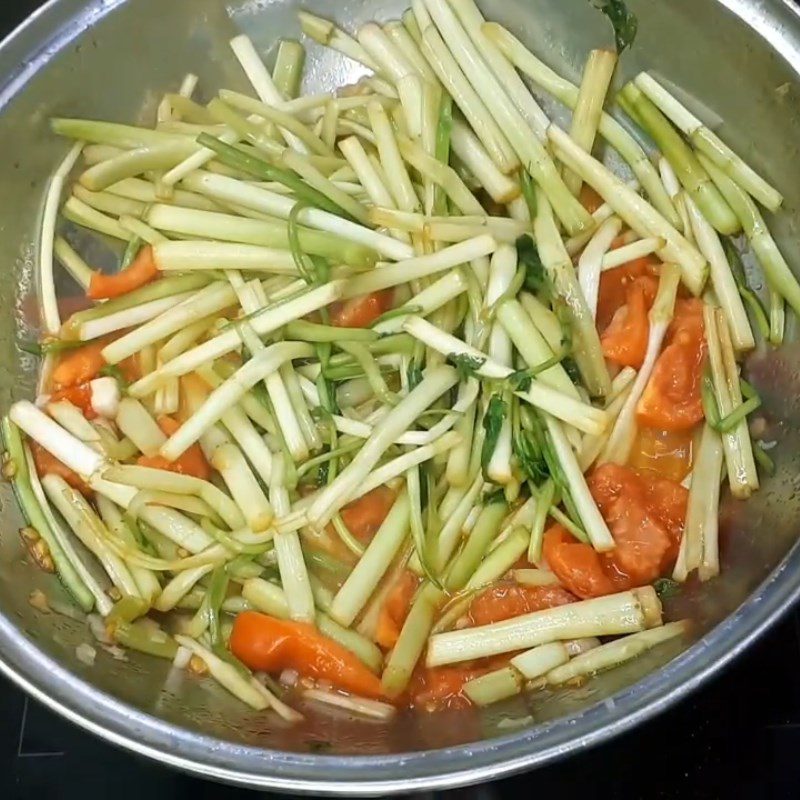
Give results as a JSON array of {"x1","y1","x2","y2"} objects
[{"x1": 4, "y1": 0, "x2": 790, "y2": 721}]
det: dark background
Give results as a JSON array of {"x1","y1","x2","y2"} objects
[{"x1": 2, "y1": 1, "x2": 800, "y2": 797}]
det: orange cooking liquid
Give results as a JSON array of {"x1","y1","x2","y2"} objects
[{"x1": 628, "y1": 426, "x2": 694, "y2": 482}]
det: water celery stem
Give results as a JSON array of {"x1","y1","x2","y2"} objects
[
  {"x1": 427, "y1": 587, "x2": 661, "y2": 665},
  {"x1": 482, "y1": 23, "x2": 679, "y2": 227},
  {"x1": 548, "y1": 125, "x2": 707, "y2": 295},
  {"x1": 401, "y1": 316, "x2": 607, "y2": 435},
  {"x1": 564, "y1": 49, "x2": 617, "y2": 197},
  {"x1": 546, "y1": 621, "x2": 689, "y2": 685},
  {"x1": 307, "y1": 366, "x2": 459, "y2": 530},
  {"x1": 179, "y1": 170, "x2": 411, "y2": 260},
  {"x1": 159, "y1": 342, "x2": 313, "y2": 460},
  {"x1": 534, "y1": 187, "x2": 610, "y2": 397},
  {"x1": 673, "y1": 423, "x2": 724, "y2": 582},
  {"x1": 128, "y1": 281, "x2": 343, "y2": 397},
  {"x1": 578, "y1": 216, "x2": 623, "y2": 319},
  {"x1": 634, "y1": 73, "x2": 782, "y2": 212},
  {"x1": 329, "y1": 491, "x2": 411, "y2": 627},
  {"x1": 413, "y1": 0, "x2": 518, "y2": 173},
  {"x1": 449, "y1": 0, "x2": 550, "y2": 140},
  {"x1": 703, "y1": 305, "x2": 759, "y2": 498},
  {"x1": 342, "y1": 236, "x2": 497, "y2": 297},
  {"x1": 298, "y1": 11, "x2": 381, "y2": 72},
  {"x1": 40, "y1": 142, "x2": 84, "y2": 334},
  {"x1": 698, "y1": 153, "x2": 800, "y2": 320},
  {"x1": 684, "y1": 196, "x2": 754, "y2": 351},
  {"x1": 618, "y1": 83, "x2": 739, "y2": 236},
  {"x1": 421, "y1": 0, "x2": 592, "y2": 235}
]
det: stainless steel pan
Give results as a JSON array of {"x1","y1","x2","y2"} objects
[{"x1": 1, "y1": 0, "x2": 800, "y2": 793}]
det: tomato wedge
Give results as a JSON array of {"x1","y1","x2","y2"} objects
[
  {"x1": 468, "y1": 582, "x2": 577, "y2": 626},
  {"x1": 88, "y1": 245, "x2": 159, "y2": 300},
  {"x1": 330, "y1": 290, "x2": 394, "y2": 328},
  {"x1": 338, "y1": 486, "x2": 397, "y2": 544},
  {"x1": 406, "y1": 665, "x2": 486, "y2": 711},
  {"x1": 51, "y1": 339, "x2": 108, "y2": 389},
  {"x1": 49, "y1": 383, "x2": 96, "y2": 419},
  {"x1": 596, "y1": 256, "x2": 660, "y2": 332},
  {"x1": 637, "y1": 299, "x2": 706, "y2": 431},
  {"x1": 543, "y1": 465, "x2": 688, "y2": 597},
  {"x1": 137, "y1": 416, "x2": 212, "y2": 480},
  {"x1": 30, "y1": 441, "x2": 92, "y2": 495},
  {"x1": 230, "y1": 612, "x2": 383, "y2": 698},
  {"x1": 601, "y1": 277, "x2": 657, "y2": 368},
  {"x1": 375, "y1": 570, "x2": 419, "y2": 650}
]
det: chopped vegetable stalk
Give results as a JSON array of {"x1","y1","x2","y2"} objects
[
  {"x1": 698, "y1": 153, "x2": 800, "y2": 321},
  {"x1": 421, "y1": 0, "x2": 592, "y2": 235},
  {"x1": 684, "y1": 196, "x2": 754, "y2": 351},
  {"x1": 401, "y1": 316, "x2": 608, "y2": 434},
  {"x1": 211, "y1": 443, "x2": 273, "y2": 532},
  {"x1": 40, "y1": 142, "x2": 84, "y2": 334},
  {"x1": 578, "y1": 216, "x2": 623, "y2": 319},
  {"x1": 450, "y1": 0, "x2": 549, "y2": 140},
  {"x1": 564, "y1": 49, "x2": 617, "y2": 197},
  {"x1": 481, "y1": 23, "x2": 679, "y2": 227},
  {"x1": 634, "y1": 73, "x2": 782, "y2": 212},
  {"x1": 618, "y1": 83, "x2": 739, "y2": 236},
  {"x1": 534, "y1": 187, "x2": 610, "y2": 397},
  {"x1": 543, "y1": 414, "x2": 615, "y2": 552},
  {"x1": 343, "y1": 236, "x2": 497, "y2": 298},
  {"x1": 42, "y1": 474, "x2": 141, "y2": 599},
  {"x1": 450, "y1": 119, "x2": 519, "y2": 203},
  {"x1": 673, "y1": 423, "x2": 724, "y2": 582},
  {"x1": 601, "y1": 264, "x2": 681, "y2": 464},
  {"x1": 445, "y1": 497, "x2": 507, "y2": 590},
  {"x1": 547, "y1": 620, "x2": 689, "y2": 685},
  {"x1": 128, "y1": 283, "x2": 342, "y2": 397},
  {"x1": 427, "y1": 586, "x2": 661, "y2": 665},
  {"x1": 548, "y1": 125, "x2": 707, "y2": 295},
  {"x1": 308, "y1": 366, "x2": 459, "y2": 529},
  {"x1": 703, "y1": 305, "x2": 759, "y2": 499},
  {"x1": 330, "y1": 491, "x2": 411, "y2": 626},
  {"x1": 159, "y1": 342, "x2": 314, "y2": 460},
  {"x1": 382, "y1": 581, "x2": 443, "y2": 696}
]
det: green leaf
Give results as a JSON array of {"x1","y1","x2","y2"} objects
[
  {"x1": 449, "y1": 352, "x2": 485, "y2": 381},
  {"x1": 721, "y1": 237, "x2": 770, "y2": 341},
  {"x1": 513, "y1": 428, "x2": 550, "y2": 485},
  {"x1": 653, "y1": 577, "x2": 681, "y2": 600},
  {"x1": 482, "y1": 487, "x2": 506, "y2": 506},
  {"x1": 590, "y1": 0, "x2": 638, "y2": 54},
  {"x1": 480, "y1": 394, "x2": 507, "y2": 477},
  {"x1": 508, "y1": 369, "x2": 532, "y2": 393},
  {"x1": 99, "y1": 363, "x2": 130, "y2": 390},
  {"x1": 516, "y1": 235, "x2": 550, "y2": 298}
]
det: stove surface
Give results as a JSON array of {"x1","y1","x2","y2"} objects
[{"x1": 1, "y1": 1, "x2": 799, "y2": 797}]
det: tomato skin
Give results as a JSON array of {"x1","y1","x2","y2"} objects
[
  {"x1": 330, "y1": 290, "x2": 394, "y2": 328},
  {"x1": 628, "y1": 426, "x2": 693, "y2": 483},
  {"x1": 544, "y1": 465, "x2": 689, "y2": 598},
  {"x1": 468, "y1": 582, "x2": 577, "y2": 626},
  {"x1": 230, "y1": 611, "x2": 384, "y2": 698},
  {"x1": 88, "y1": 245, "x2": 159, "y2": 300}
]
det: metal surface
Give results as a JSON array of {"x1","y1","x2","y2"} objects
[{"x1": 1, "y1": 0, "x2": 800, "y2": 793}]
